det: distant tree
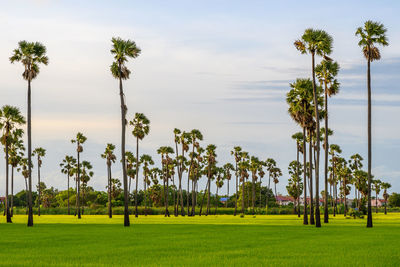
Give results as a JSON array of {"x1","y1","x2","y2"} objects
[
  {"x1": 381, "y1": 182, "x2": 391, "y2": 214},
  {"x1": 71, "y1": 132, "x2": 87, "y2": 219},
  {"x1": 101, "y1": 144, "x2": 116, "y2": 218},
  {"x1": 32, "y1": 147, "x2": 46, "y2": 216}
]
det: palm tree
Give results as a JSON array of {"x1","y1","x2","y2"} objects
[
  {"x1": 110, "y1": 37, "x2": 141, "y2": 227},
  {"x1": 292, "y1": 132, "x2": 303, "y2": 217},
  {"x1": 349, "y1": 154, "x2": 364, "y2": 209},
  {"x1": 205, "y1": 145, "x2": 217, "y2": 216},
  {"x1": 265, "y1": 158, "x2": 276, "y2": 210},
  {"x1": 287, "y1": 78, "x2": 315, "y2": 224},
  {"x1": 60, "y1": 155, "x2": 76, "y2": 215},
  {"x1": 381, "y1": 182, "x2": 391, "y2": 215},
  {"x1": 214, "y1": 168, "x2": 224, "y2": 215},
  {"x1": 71, "y1": 132, "x2": 87, "y2": 219},
  {"x1": 238, "y1": 155, "x2": 249, "y2": 214},
  {"x1": 157, "y1": 146, "x2": 174, "y2": 217},
  {"x1": 230, "y1": 146, "x2": 242, "y2": 215},
  {"x1": 187, "y1": 129, "x2": 203, "y2": 215},
  {"x1": 329, "y1": 144, "x2": 342, "y2": 216},
  {"x1": 223, "y1": 163, "x2": 234, "y2": 208},
  {"x1": 32, "y1": 147, "x2": 46, "y2": 216},
  {"x1": 0, "y1": 105, "x2": 26, "y2": 223},
  {"x1": 249, "y1": 156, "x2": 260, "y2": 215},
  {"x1": 271, "y1": 167, "x2": 282, "y2": 201},
  {"x1": 287, "y1": 160, "x2": 303, "y2": 214},
  {"x1": 10, "y1": 41, "x2": 48, "y2": 227},
  {"x1": 356, "y1": 21, "x2": 388, "y2": 228},
  {"x1": 295, "y1": 28, "x2": 333, "y2": 227},
  {"x1": 101, "y1": 144, "x2": 116, "y2": 218},
  {"x1": 316, "y1": 59, "x2": 340, "y2": 223},
  {"x1": 129, "y1": 113, "x2": 150, "y2": 217},
  {"x1": 80, "y1": 160, "x2": 93, "y2": 214},
  {"x1": 125, "y1": 151, "x2": 137, "y2": 193},
  {"x1": 372, "y1": 179, "x2": 382, "y2": 213},
  {"x1": 18, "y1": 156, "x2": 31, "y2": 214},
  {"x1": 8, "y1": 129, "x2": 24, "y2": 217},
  {"x1": 140, "y1": 154, "x2": 154, "y2": 216}
]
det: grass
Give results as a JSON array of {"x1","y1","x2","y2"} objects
[{"x1": 0, "y1": 214, "x2": 399, "y2": 266}]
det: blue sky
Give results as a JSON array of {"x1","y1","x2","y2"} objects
[{"x1": 0, "y1": 0, "x2": 399, "y2": 197}]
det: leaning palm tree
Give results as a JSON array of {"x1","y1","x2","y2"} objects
[
  {"x1": 0, "y1": 105, "x2": 26, "y2": 223},
  {"x1": 356, "y1": 21, "x2": 388, "y2": 228},
  {"x1": 129, "y1": 113, "x2": 150, "y2": 217},
  {"x1": 10, "y1": 41, "x2": 48, "y2": 227},
  {"x1": 60, "y1": 155, "x2": 76, "y2": 215},
  {"x1": 316, "y1": 59, "x2": 340, "y2": 223},
  {"x1": 32, "y1": 147, "x2": 46, "y2": 216},
  {"x1": 110, "y1": 37, "x2": 141, "y2": 227},
  {"x1": 295, "y1": 29, "x2": 333, "y2": 227},
  {"x1": 71, "y1": 132, "x2": 87, "y2": 219},
  {"x1": 101, "y1": 144, "x2": 116, "y2": 218}
]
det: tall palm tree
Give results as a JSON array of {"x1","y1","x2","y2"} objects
[
  {"x1": 356, "y1": 21, "x2": 388, "y2": 228},
  {"x1": 381, "y1": 182, "x2": 391, "y2": 215},
  {"x1": 0, "y1": 105, "x2": 26, "y2": 223},
  {"x1": 10, "y1": 41, "x2": 48, "y2": 227},
  {"x1": 32, "y1": 147, "x2": 46, "y2": 216},
  {"x1": 295, "y1": 29, "x2": 333, "y2": 227},
  {"x1": 316, "y1": 59, "x2": 340, "y2": 223},
  {"x1": 140, "y1": 154, "x2": 154, "y2": 216},
  {"x1": 205, "y1": 145, "x2": 217, "y2": 216},
  {"x1": 230, "y1": 146, "x2": 242, "y2": 215},
  {"x1": 101, "y1": 144, "x2": 116, "y2": 218},
  {"x1": 130, "y1": 112, "x2": 150, "y2": 217},
  {"x1": 60, "y1": 155, "x2": 76, "y2": 215},
  {"x1": 292, "y1": 132, "x2": 303, "y2": 217},
  {"x1": 110, "y1": 37, "x2": 141, "y2": 227},
  {"x1": 71, "y1": 132, "x2": 87, "y2": 219}
]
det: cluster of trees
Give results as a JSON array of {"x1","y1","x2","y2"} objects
[
  {"x1": 1, "y1": 21, "x2": 394, "y2": 228},
  {"x1": 285, "y1": 21, "x2": 389, "y2": 228}
]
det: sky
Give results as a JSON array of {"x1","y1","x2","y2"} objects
[{"x1": 0, "y1": 0, "x2": 399, "y2": 197}]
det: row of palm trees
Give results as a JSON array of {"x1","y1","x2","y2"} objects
[
  {"x1": 4, "y1": 20, "x2": 389, "y2": 227},
  {"x1": 287, "y1": 21, "x2": 388, "y2": 228}
]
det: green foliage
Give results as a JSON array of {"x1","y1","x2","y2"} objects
[{"x1": 389, "y1": 193, "x2": 400, "y2": 207}]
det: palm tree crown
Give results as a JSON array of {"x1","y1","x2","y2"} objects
[
  {"x1": 110, "y1": 37, "x2": 141, "y2": 80},
  {"x1": 356, "y1": 21, "x2": 388, "y2": 61}
]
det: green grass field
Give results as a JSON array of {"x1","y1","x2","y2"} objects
[{"x1": 0, "y1": 214, "x2": 399, "y2": 266}]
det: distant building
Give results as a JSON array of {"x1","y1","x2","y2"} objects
[
  {"x1": 371, "y1": 199, "x2": 386, "y2": 207},
  {"x1": 275, "y1": 196, "x2": 295, "y2": 206}
]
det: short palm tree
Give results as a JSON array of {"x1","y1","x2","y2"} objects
[
  {"x1": 10, "y1": 41, "x2": 48, "y2": 227},
  {"x1": 110, "y1": 37, "x2": 141, "y2": 227},
  {"x1": 129, "y1": 113, "x2": 150, "y2": 217},
  {"x1": 355, "y1": 20, "x2": 388, "y2": 228},
  {"x1": 249, "y1": 156, "x2": 260, "y2": 215},
  {"x1": 265, "y1": 158, "x2": 276, "y2": 210},
  {"x1": 381, "y1": 182, "x2": 391, "y2": 215},
  {"x1": 71, "y1": 132, "x2": 87, "y2": 219},
  {"x1": 214, "y1": 168, "x2": 224, "y2": 215},
  {"x1": 295, "y1": 28, "x2": 333, "y2": 228},
  {"x1": 32, "y1": 147, "x2": 46, "y2": 216},
  {"x1": 187, "y1": 129, "x2": 203, "y2": 215},
  {"x1": 372, "y1": 179, "x2": 382, "y2": 213},
  {"x1": 80, "y1": 160, "x2": 93, "y2": 214},
  {"x1": 316, "y1": 59, "x2": 340, "y2": 223},
  {"x1": 60, "y1": 155, "x2": 76, "y2": 215},
  {"x1": 0, "y1": 105, "x2": 26, "y2": 223},
  {"x1": 291, "y1": 132, "x2": 303, "y2": 217},
  {"x1": 101, "y1": 144, "x2": 116, "y2": 218},
  {"x1": 8, "y1": 128, "x2": 24, "y2": 217},
  {"x1": 140, "y1": 154, "x2": 154, "y2": 216},
  {"x1": 223, "y1": 163, "x2": 234, "y2": 208},
  {"x1": 157, "y1": 146, "x2": 174, "y2": 217}
]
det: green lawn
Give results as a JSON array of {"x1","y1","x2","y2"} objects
[{"x1": 0, "y1": 214, "x2": 399, "y2": 266}]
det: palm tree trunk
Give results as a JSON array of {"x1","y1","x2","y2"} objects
[
  {"x1": 172, "y1": 175, "x2": 177, "y2": 217},
  {"x1": 135, "y1": 137, "x2": 139, "y2": 218},
  {"x1": 199, "y1": 180, "x2": 208, "y2": 216},
  {"x1": 77, "y1": 149, "x2": 81, "y2": 219},
  {"x1": 234, "y1": 162, "x2": 238, "y2": 216},
  {"x1": 247, "y1": 180, "x2": 250, "y2": 208},
  {"x1": 67, "y1": 174, "x2": 70, "y2": 215},
  {"x1": 384, "y1": 196, "x2": 387, "y2": 215},
  {"x1": 324, "y1": 86, "x2": 329, "y2": 223},
  {"x1": 303, "y1": 127, "x2": 308, "y2": 224},
  {"x1": 119, "y1": 69, "x2": 130, "y2": 227},
  {"x1": 191, "y1": 178, "x2": 195, "y2": 216},
  {"x1": 5, "y1": 138, "x2": 12, "y2": 223},
  {"x1": 165, "y1": 168, "x2": 170, "y2": 217},
  {"x1": 206, "y1": 178, "x2": 211, "y2": 216},
  {"x1": 252, "y1": 176, "x2": 255, "y2": 215},
  {"x1": 215, "y1": 186, "x2": 218, "y2": 215},
  {"x1": 266, "y1": 174, "x2": 271, "y2": 209},
  {"x1": 108, "y1": 164, "x2": 112, "y2": 218},
  {"x1": 37, "y1": 159, "x2": 41, "y2": 216},
  {"x1": 259, "y1": 177, "x2": 262, "y2": 209},
  {"x1": 144, "y1": 176, "x2": 147, "y2": 216},
  {"x1": 242, "y1": 175, "x2": 245, "y2": 214},
  {"x1": 11, "y1": 166, "x2": 14, "y2": 217},
  {"x1": 296, "y1": 143, "x2": 300, "y2": 217},
  {"x1": 311, "y1": 52, "x2": 321, "y2": 228},
  {"x1": 366, "y1": 56, "x2": 373, "y2": 228},
  {"x1": 226, "y1": 179, "x2": 229, "y2": 209},
  {"x1": 27, "y1": 79, "x2": 33, "y2": 227},
  {"x1": 309, "y1": 137, "x2": 314, "y2": 225},
  {"x1": 376, "y1": 191, "x2": 378, "y2": 214},
  {"x1": 187, "y1": 146, "x2": 195, "y2": 216},
  {"x1": 25, "y1": 178, "x2": 28, "y2": 215}
]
